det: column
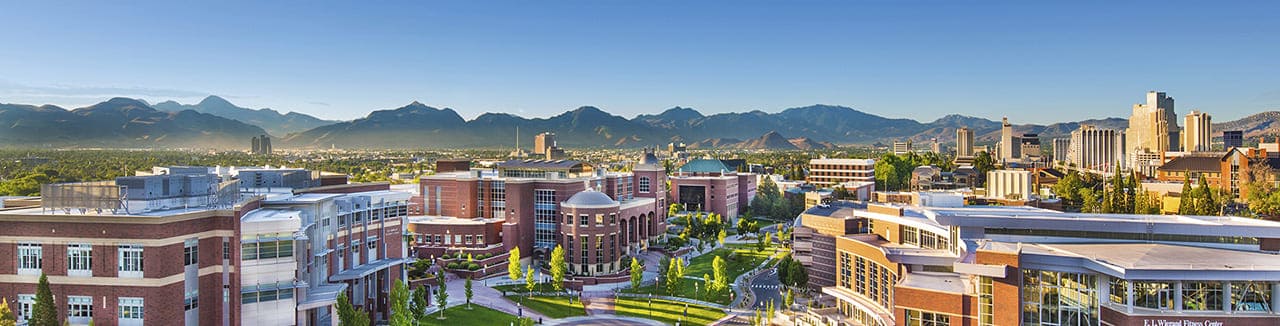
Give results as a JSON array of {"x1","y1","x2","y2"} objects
[
  {"x1": 1174, "y1": 282, "x2": 1183, "y2": 312},
  {"x1": 1126, "y1": 280, "x2": 1134, "y2": 313},
  {"x1": 1271, "y1": 282, "x2": 1279, "y2": 313},
  {"x1": 1222, "y1": 281, "x2": 1232, "y2": 313}
]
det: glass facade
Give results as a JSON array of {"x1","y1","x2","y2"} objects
[
  {"x1": 534, "y1": 189, "x2": 558, "y2": 249},
  {"x1": 1021, "y1": 269, "x2": 1098, "y2": 326}
]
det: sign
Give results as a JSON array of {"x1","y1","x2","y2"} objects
[{"x1": 1142, "y1": 319, "x2": 1225, "y2": 326}]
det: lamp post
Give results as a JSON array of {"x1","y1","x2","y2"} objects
[{"x1": 648, "y1": 294, "x2": 652, "y2": 319}]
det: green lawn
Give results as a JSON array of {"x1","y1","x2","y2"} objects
[
  {"x1": 418, "y1": 305, "x2": 523, "y2": 326},
  {"x1": 504, "y1": 295, "x2": 587, "y2": 318},
  {"x1": 493, "y1": 282, "x2": 559, "y2": 294},
  {"x1": 615, "y1": 297, "x2": 727, "y2": 326},
  {"x1": 622, "y1": 243, "x2": 780, "y2": 304}
]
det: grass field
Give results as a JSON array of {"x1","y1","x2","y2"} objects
[
  {"x1": 504, "y1": 295, "x2": 587, "y2": 318},
  {"x1": 615, "y1": 297, "x2": 727, "y2": 326},
  {"x1": 418, "y1": 305, "x2": 523, "y2": 326},
  {"x1": 622, "y1": 243, "x2": 780, "y2": 304}
]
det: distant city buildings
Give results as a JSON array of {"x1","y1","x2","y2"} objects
[
  {"x1": 892, "y1": 140, "x2": 912, "y2": 155},
  {"x1": 807, "y1": 158, "x2": 876, "y2": 187},
  {"x1": 1067, "y1": 125, "x2": 1125, "y2": 172},
  {"x1": 999, "y1": 117, "x2": 1022, "y2": 162},
  {"x1": 1223, "y1": 130, "x2": 1244, "y2": 149},
  {"x1": 251, "y1": 134, "x2": 273, "y2": 154},
  {"x1": 986, "y1": 169, "x2": 1033, "y2": 200},
  {"x1": 1052, "y1": 138, "x2": 1070, "y2": 163},
  {"x1": 1183, "y1": 110, "x2": 1213, "y2": 152},
  {"x1": 1019, "y1": 133, "x2": 1041, "y2": 158},
  {"x1": 955, "y1": 127, "x2": 974, "y2": 157},
  {"x1": 1127, "y1": 91, "x2": 1178, "y2": 167},
  {"x1": 930, "y1": 137, "x2": 941, "y2": 154}
]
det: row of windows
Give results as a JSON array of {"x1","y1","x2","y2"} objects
[
  {"x1": 985, "y1": 228, "x2": 1258, "y2": 245},
  {"x1": 241, "y1": 287, "x2": 295, "y2": 304},
  {"x1": 18, "y1": 239, "x2": 221, "y2": 278},
  {"x1": 241, "y1": 240, "x2": 295, "y2": 260},
  {"x1": 901, "y1": 226, "x2": 950, "y2": 250},
  {"x1": 417, "y1": 234, "x2": 485, "y2": 245},
  {"x1": 837, "y1": 252, "x2": 896, "y2": 310},
  {"x1": 16, "y1": 295, "x2": 144, "y2": 322},
  {"x1": 1108, "y1": 279, "x2": 1273, "y2": 312},
  {"x1": 904, "y1": 309, "x2": 950, "y2": 326}
]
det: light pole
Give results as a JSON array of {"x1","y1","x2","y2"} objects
[{"x1": 648, "y1": 294, "x2": 652, "y2": 319}]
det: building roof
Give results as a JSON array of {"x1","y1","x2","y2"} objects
[
  {"x1": 638, "y1": 152, "x2": 660, "y2": 165},
  {"x1": 1028, "y1": 243, "x2": 1280, "y2": 272},
  {"x1": 1157, "y1": 155, "x2": 1220, "y2": 172},
  {"x1": 563, "y1": 190, "x2": 618, "y2": 207},
  {"x1": 498, "y1": 159, "x2": 584, "y2": 170},
  {"x1": 678, "y1": 159, "x2": 732, "y2": 174}
]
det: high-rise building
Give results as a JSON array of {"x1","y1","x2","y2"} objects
[
  {"x1": 1183, "y1": 110, "x2": 1212, "y2": 152},
  {"x1": 1223, "y1": 130, "x2": 1244, "y2": 149},
  {"x1": 534, "y1": 132, "x2": 556, "y2": 155},
  {"x1": 930, "y1": 138, "x2": 941, "y2": 154},
  {"x1": 1052, "y1": 138, "x2": 1071, "y2": 163},
  {"x1": 1019, "y1": 133, "x2": 1041, "y2": 158},
  {"x1": 955, "y1": 127, "x2": 974, "y2": 157},
  {"x1": 807, "y1": 158, "x2": 877, "y2": 187},
  {"x1": 1068, "y1": 125, "x2": 1126, "y2": 172},
  {"x1": 1000, "y1": 117, "x2": 1022, "y2": 162},
  {"x1": 1127, "y1": 91, "x2": 1177, "y2": 163},
  {"x1": 251, "y1": 135, "x2": 272, "y2": 154},
  {"x1": 892, "y1": 140, "x2": 912, "y2": 155}
]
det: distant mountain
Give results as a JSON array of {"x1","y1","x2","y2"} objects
[
  {"x1": 0, "y1": 98, "x2": 268, "y2": 148},
  {"x1": 1214, "y1": 111, "x2": 1280, "y2": 140},
  {"x1": 683, "y1": 131, "x2": 837, "y2": 150},
  {"x1": 153, "y1": 95, "x2": 336, "y2": 136}
]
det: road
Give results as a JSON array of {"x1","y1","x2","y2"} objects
[{"x1": 749, "y1": 268, "x2": 784, "y2": 309}]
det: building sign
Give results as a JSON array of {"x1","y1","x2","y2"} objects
[{"x1": 1142, "y1": 319, "x2": 1225, "y2": 326}]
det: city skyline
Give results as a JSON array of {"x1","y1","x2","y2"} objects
[{"x1": 2, "y1": 1, "x2": 1279, "y2": 123}]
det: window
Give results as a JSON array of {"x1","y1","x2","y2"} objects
[
  {"x1": 67, "y1": 296, "x2": 93, "y2": 319},
  {"x1": 118, "y1": 244, "x2": 144, "y2": 277},
  {"x1": 902, "y1": 226, "x2": 918, "y2": 246},
  {"x1": 838, "y1": 252, "x2": 852, "y2": 289},
  {"x1": 854, "y1": 256, "x2": 866, "y2": 292},
  {"x1": 1232, "y1": 282, "x2": 1273, "y2": 312},
  {"x1": 184, "y1": 291, "x2": 199, "y2": 311},
  {"x1": 978, "y1": 276, "x2": 994, "y2": 326},
  {"x1": 241, "y1": 239, "x2": 294, "y2": 260},
  {"x1": 1182, "y1": 281, "x2": 1223, "y2": 311},
  {"x1": 118, "y1": 297, "x2": 144, "y2": 320},
  {"x1": 17, "y1": 243, "x2": 41, "y2": 274},
  {"x1": 580, "y1": 214, "x2": 589, "y2": 226},
  {"x1": 67, "y1": 243, "x2": 92, "y2": 276},
  {"x1": 17, "y1": 295, "x2": 33, "y2": 321},
  {"x1": 905, "y1": 309, "x2": 949, "y2": 326},
  {"x1": 184, "y1": 239, "x2": 199, "y2": 266},
  {"x1": 639, "y1": 177, "x2": 651, "y2": 193},
  {"x1": 223, "y1": 239, "x2": 231, "y2": 260}
]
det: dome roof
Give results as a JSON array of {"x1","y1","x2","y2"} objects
[
  {"x1": 563, "y1": 190, "x2": 618, "y2": 207},
  {"x1": 639, "y1": 152, "x2": 660, "y2": 165}
]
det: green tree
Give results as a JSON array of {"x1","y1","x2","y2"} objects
[
  {"x1": 508, "y1": 247, "x2": 522, "y2": 282},
  {"x1": 0, "y1": 298, "x2": 16, "y2": 326},
  {"x1": 972, "y1": 151, "x2": 996, "y2": 175},
  {"x1": 410, "y1": 285, "x2": 429, "y2": 321},
  {"x1": 524, "y1": 267, "x2": 536, "y2": 294},
  {"x1": 1179, "y1": 174, "x2": 1195, "y2": 215},
  {"x1": 786, "y1": 260, "x2": 809, "y2": 287},
  {"x1": 784, "y1": 289, "x2": 794, "y2": 311},
  {"x1": 389, "y1": 280, "x2": 412, "y2": 326},
  {"x1": 656, "y1": 256, "x2": 671, "y2": 290},
  {"x1": 464, "y1": 277, "x2": 474, "y2": 309},
  {"x1": 336, "y1": 292, "x2": 371, "y2": 326},
  {"x1": 30, "y1": 273, "x2": 57, "y2": 326},
  {"x1": 755, "y1": 233, "x2": 766, "y2": 252},
  {"x1": 668, "y1": 203, "x2": 683, "y2": 218},
  {"x1": 711, "y1": 255, "x2": 728, "y2": 295},
  {"x1": 630, "y1": 257, "x2": 644, "y2": 289},
  {"x1": 717, "y1": 229, "x2": 727, "y2": 246},
  {"x1": 549, "y1": 244, "x2": 567, "y2": 292},
  {"x1": 435, "y1": 269, "x2": 449, "y2": 318},
  {"x1": 666, "y1": 258, "x2": 683, "y2": 295}
]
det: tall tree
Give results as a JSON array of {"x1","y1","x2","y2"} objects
[
  {"x1": 711, "y1": 255, "x2": 728, "y2": 295},
  {"x1": 630, "y1": 257, "x2": 644, "y2": 289},
  {"x1": 1179, "y1": 174, "x2": 1194, "y2": 215},
  {"x1": 666, "y1": 258, "x2": 683, "y2": 295},
  {"x1": 389, "y1": 280, "x2": 412, "y2": 326},
  {"x1": 464, "y1": 277, "x2": 474, "y2": 309},
  {"x1": 784, "y1": 289, "x2": 795, "y2": 311},
  {"x1": 549, "y1": 245, "x2": 567, "y2": 292},
  {"x1": 410, "y1": 286, "x2": 428, "y2": 321},
  {"x1": 30, "y1": 273, "x2": 57, "y2": 326},
  {"x1": 435, "y1": 269, "x2": 449, "y2": 318},
  {"x1": 525, "y1": 267, "x2": 537, "y2": 295},
  {"x1": 972, "y1": 151, "x2": 996, "y2": 175},
  {"x1": 336, "y1": 292, "x2": 371, "y2": 326},
  {"x1": 656, "y1": 256, "x2": 671, "y2": 290},
  {"x1": 508, "y1": 247, "x2": 522, "y2": 282}
]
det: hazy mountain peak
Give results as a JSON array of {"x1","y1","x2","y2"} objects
[{"x1": 197, "y1": 95, "x2": 234, "y2": 107}]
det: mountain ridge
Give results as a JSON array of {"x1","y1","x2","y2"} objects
[{"x1": 152, "y1": 95, "x2": 336, "y2": 136}]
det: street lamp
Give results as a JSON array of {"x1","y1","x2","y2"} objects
[{"x1": 648, "y1": 294, "x2": 652, "y2": 319}]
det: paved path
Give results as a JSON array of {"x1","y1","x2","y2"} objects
[
  {"x1": 549, "y1": 316, "x2": 666, "y2": 326},
  {"x1": 582, "y1": 291, "x2": 617, "y2": 316},
  {"x1": 749, "y1": 269, "x2": 783, "y2": 310},
  {"x1": 428, "y1": 273, "x2": 551, "y2": 321}
]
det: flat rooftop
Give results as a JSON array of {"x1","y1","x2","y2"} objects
[
  {"x1": 1026, "y1": 242, "x2": 1280, "y2": 272},
  {"x1": 241, "y1": 208, "x2": 302, "y2": 223},
  {"x1": 899, "y1": 271, "x2": 968, "y2": 294},
  {"x1": 407, "y1": 215, "x2": 503, "y2": 225}
]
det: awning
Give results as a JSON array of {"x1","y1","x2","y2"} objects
[
  {"x1": 296, "y1": 283, "x2": 348, "y2": 311},
  {"x1": 328, "y1": 258, "x2": 413, "y2": 281}
]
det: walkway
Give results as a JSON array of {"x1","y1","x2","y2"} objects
[
  {"x1": 582, "y1": 291, "x2": 617, "y2": 316},
  {"x1": 425, "y1": 273, "x2": 551, "y2": 321}
]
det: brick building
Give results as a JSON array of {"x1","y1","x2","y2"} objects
[{"x1": 669, "y1": 159, "x2": 757, "y2": 221}]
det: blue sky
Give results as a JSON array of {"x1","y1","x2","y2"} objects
[{"x1": 1, "y1": 1, "x2": 1277, "y2": 124}]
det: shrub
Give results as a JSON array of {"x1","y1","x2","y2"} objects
[
  {"x1": 446, "y1": 262, "x2": 460, "y2": 269},
  {"x1": 467, "y1": 263, "x2": 480, "y2": 270}
]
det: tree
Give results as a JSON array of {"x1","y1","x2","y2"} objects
[
  {"x1": 30, "y1": 273, "x2": 57, "y2": 326},
  {"x1": 666, "y1": 258, "x2": 683, "y2": 295},
  {"x1": 789, "y1": 261, "x2": 809, "y2": 288},
  {"x1": 777, "y1": 256, "x2": 792, "y2": 286},
  {"x1": 464, "y1": 277, "x2": 474, "y2": 309},
  {"x1": 764, "y1": 231, "x2": 774, "y2": 248},
  {"x1": 0, "y1": 298, "x2": 16, "y2": 326},
  {"x1": 656, "y1": 256, "x2": 671, "y2": 290},
  {"x1": 669, "y1": 203, "x2": 684, "y2": 218},
  {"x1": 717, "y1": 229, "x2": 727, "y2": 246},
  {"x1": 784, "y1": 289, "x2": 794, "y2": 311},
  {"x1": 711, "y1": 255, "x2": 728, "y2": 295},
  {"x1": 389, "y1": 280, "x2": 412, "y2": 326},
  {"x1": 508, "y1": 247, "x2": 522, "y2": 282},
  {"x1": 630, "y1": 257, "x2": 644, "y2": 289},
  {"x1": 410, "y1": 285, "x2": 429, "y2": 321},
  {"x1": 549, "y1": 245, "x2": 567, "y2": 292},
  {"x1": 435, "y1": 269, "x2": 449, "y2": 318},
  {"x1": 972, "y1": 151, "x2": 996, "y2": 175},
  {"x1": 337, "y1": 292, "x2": 371, "y2": 326},
  {"x1": 1179, "y1": 174, "x2": 1194, "y2": 215},
  {"x1": 525, "y1": 267, "x2": 536, "y2": 294},
  {"x1": 831, "y1": 186, "x2": 851, "y2": 200},
  {"x1": 756, "y1": 233, "x2": 766, "y2": 252}
]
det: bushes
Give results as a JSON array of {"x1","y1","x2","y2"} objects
[
  {"x1": 467, "y1": 263, "x2": 480, "y2": 271},
  {"x1": 446, "y1": 262, "x2": 460, "y2": 269}
]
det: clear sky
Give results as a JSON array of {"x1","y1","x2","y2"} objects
[{"x1": 1, "y1": 1, "x2": 1277, "y2": 124}]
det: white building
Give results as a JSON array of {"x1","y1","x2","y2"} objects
[
  {"x1": 986, "y1": 169, "x2": 1033, "y2": 200},
  {"x1": 1183, "y1": 110, "x2": 1213, "y2": 152},
  {"x1": 1067, "y1": 125, "x2": 1126, "y2": 172}
]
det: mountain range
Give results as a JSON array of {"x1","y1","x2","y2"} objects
[
  {"x1": 1, "y1": 96, "x2": 1277, "y2": 150},
  {"x1": 0, "y1": 97, "x2": 267, "y2": 148},
  {"x1": 152, "y1": 96, "x2": 336, "y2": 136}
]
